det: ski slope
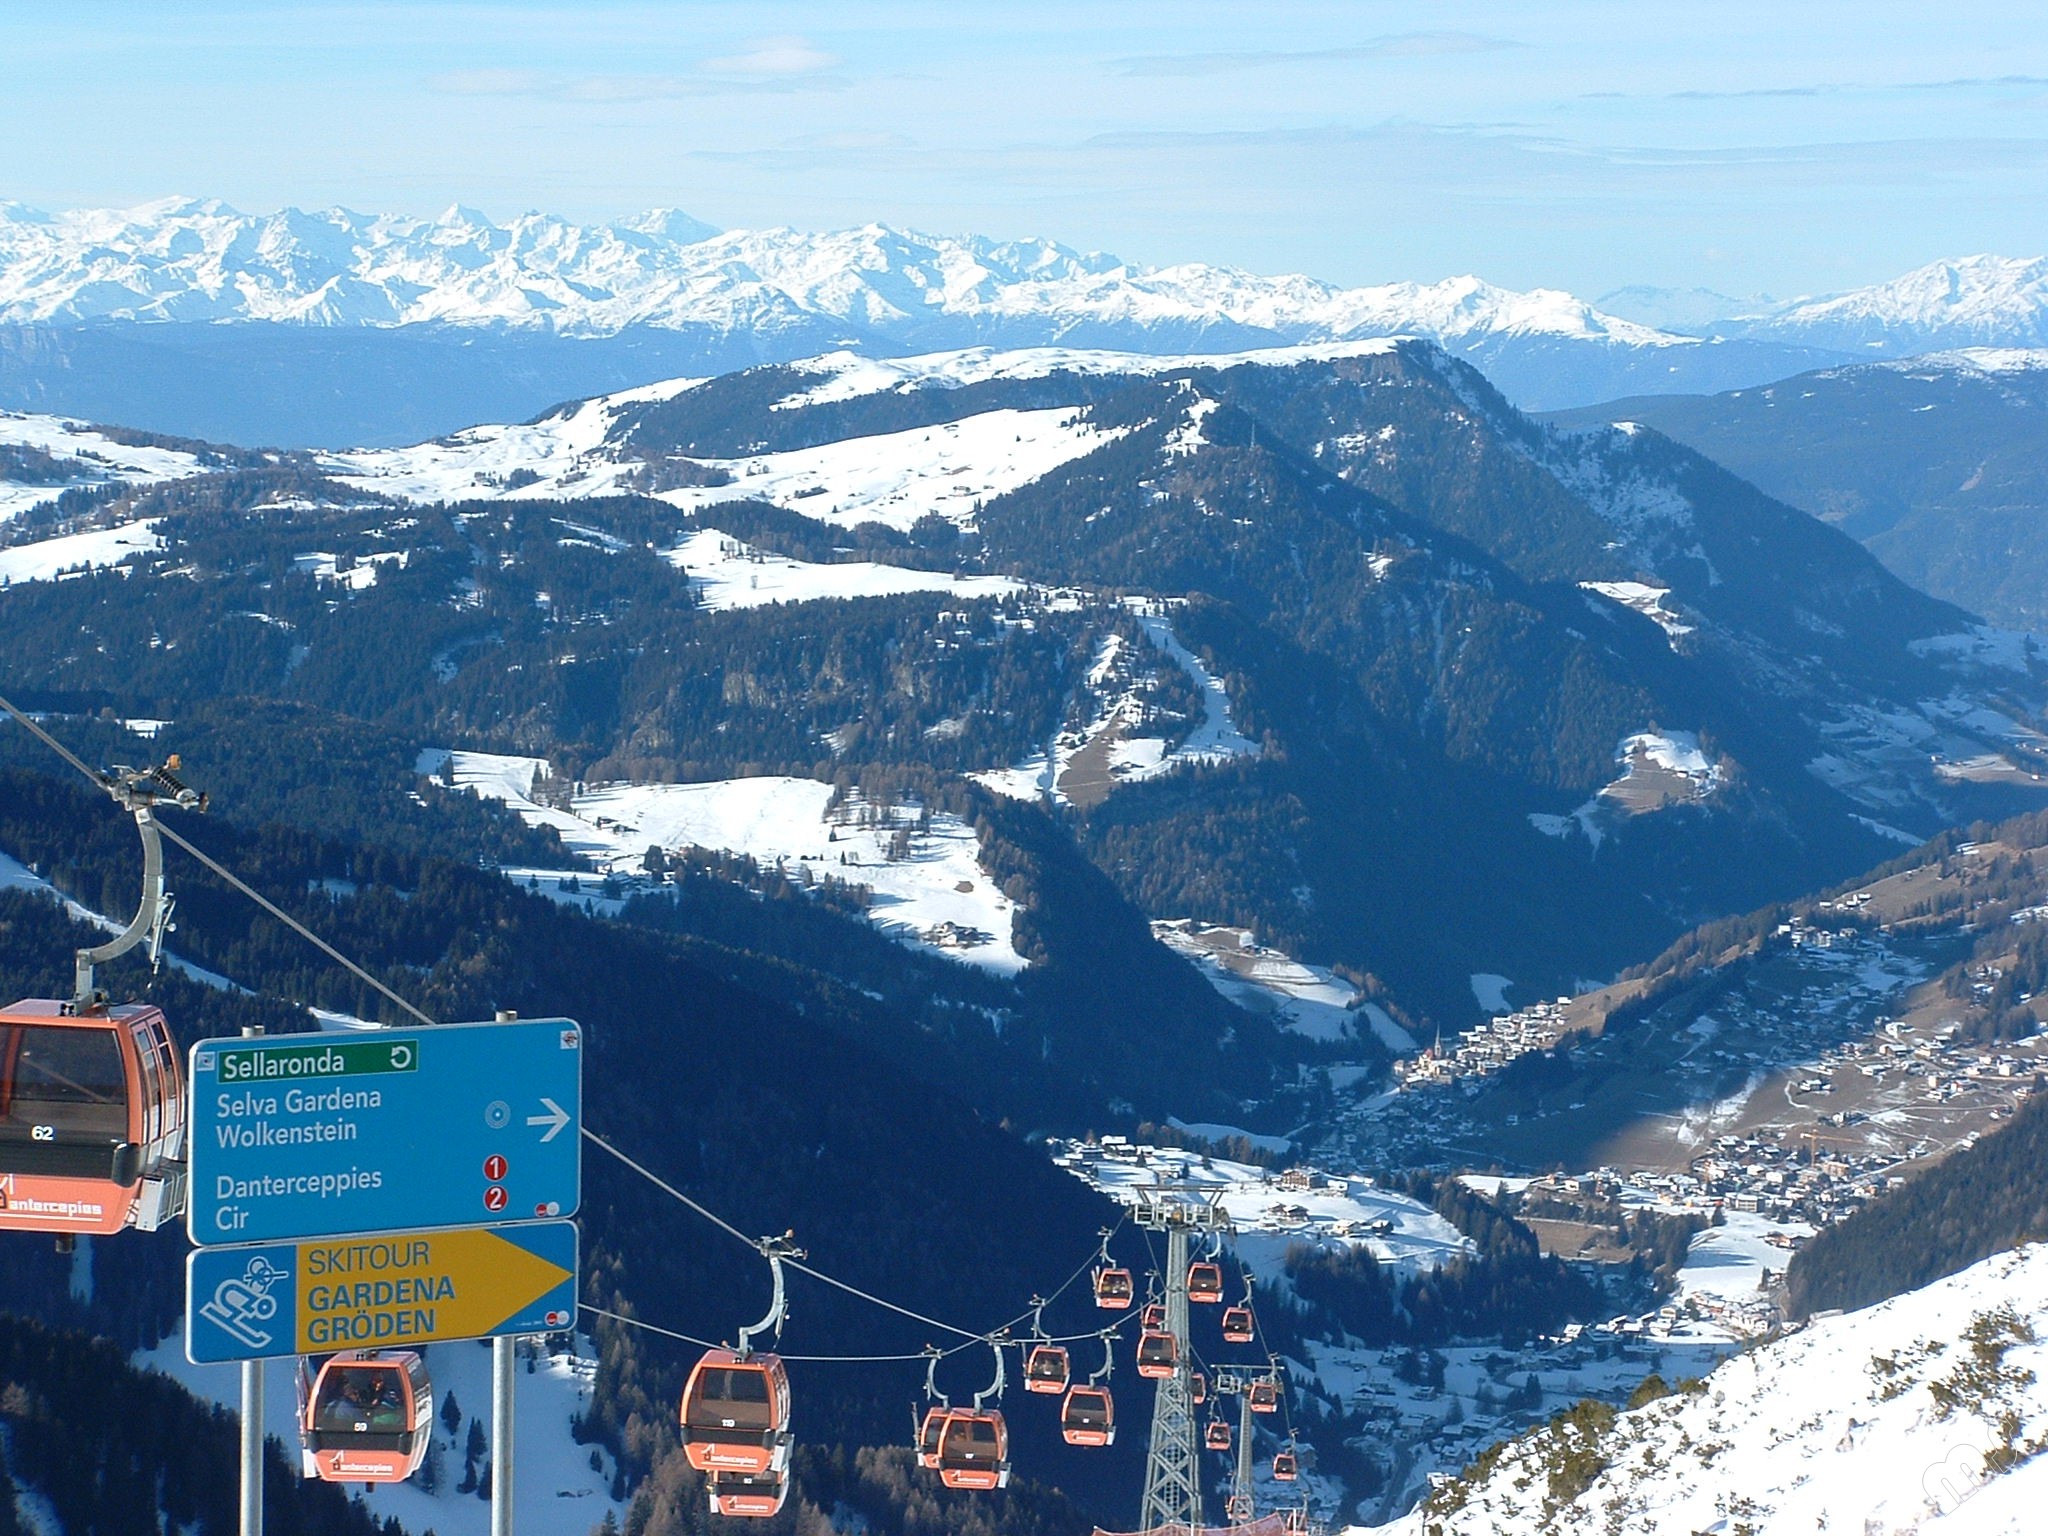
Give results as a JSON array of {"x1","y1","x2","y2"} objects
[{"x1": 426, "y1": 750, "x2": 1025, "y2": 973}]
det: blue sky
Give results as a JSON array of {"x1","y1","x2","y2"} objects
[{"x1": 7, "y1": 1, "x2": 2047, "y2": 298}]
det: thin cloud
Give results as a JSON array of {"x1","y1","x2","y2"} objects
[
  {"x1": 1115, "y1": 32, "x2": 1517, "y2": 78},
  {"x1": 703, "y1": 35, "x2": 838, "y2": 77},
  {"x1": 1599, "y1": 74, "x2": 2048, "y2": 102},
  {"x1": 427, "y1": 68, "x2": 844, "y2": 101}
]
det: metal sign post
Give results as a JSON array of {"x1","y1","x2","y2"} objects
[
  {"x1": 237, "y1": 1023, "x2": 264, "y2": 1536},
  {"x1": 493, "y1": 1335, "x2": 516, "y2": 1536}
]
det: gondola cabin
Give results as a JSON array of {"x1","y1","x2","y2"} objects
[
  {"x1": 1135, "y1": 1329, "x2": 1177, "y2": 1379},
  {"x1": 708, "y1": 1468, "x2": 789, "y2": 1518},
  {"x1": 299, "y1": 1351, "x2": 432, "y2": 1484},
  {"x1": 0, "y1": 1000, "x2": 185, "y2": 1236},
  {"x1": 917, "y1": 1405, "x2": 946, "y2": 1469},
  {"x1": 933, "y1": 1409, "x2": 1010, "y2": 1490},
  {"x1": 680, "y1": 1349, "x2": 794, "y2": 1474},
  {"x1": 1191, "y1": 1370, "x2": 1208, "y2": 1404},
  {"x1": 1060, "y1": 1386, "x2": 1114, "y2": 1447},
  {"x1": 1094, "y1": 1266, "x2": 1133, "y2": 1308},
  {"x1": 1205, "y1": 1418, "x2": 1231, "y2": 1452},
  {"x1": 1187, "y1": 1262, "x2": 1224, "y2": 1303},
  {"x1": 1221, "y1": 1305, "x2": 1255, "y2": 1344},
  {"x1": 1249, "y1": 1378, "x2": 1280, "y2": 1413},
  {"x1": 1141, "y1": 1302, "x2": 1164, "y2": 1329},
  {"x1": 1273, "y1": 1448, "x2": 1299, "y2": 1481},
  {"x1": 1024, "y1": 1343, "x2": 1070, "y2": 1393}
]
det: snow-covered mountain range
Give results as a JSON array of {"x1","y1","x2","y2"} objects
[
  {"x1": 1380, "y1": 1242, "x2": 2048, "y2": 1536},
  {"x1": 0, "y1": 197, "x2": 1982, "y2": 442},
  {"x1": 1612, "y1": 255, "x2": 2048, "y2": 355},
  {"x1": 0, "y1": 196, "x2": 1673, "y2": 344}
]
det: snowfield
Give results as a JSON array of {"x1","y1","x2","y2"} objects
[
  {"x1": 321, "y1": 374, "x2": 703, "y2": 502},
  {"x1": 331, "y1": 396, "x2": 1127, "y2": 534},
  {"x1": 1153, "y1": 920, "x2": 1393, "y2": 1046},
  {"x1": 656, "y1": 407, "x2": 1129, "y2": 533},
  {"x1": 669, "y1": 528, "x2": 1025, "y2": 610},
  {"x1": 769, "y1": 339, "x2": 1408, "y2": 408},
  {"x1": 0, "y1": 410, "x2": 213, "y2": 521},
  {"x1": 0, "y1": 519, "x2": 164, "y2": 583},
  {"x1": 425, "y1": 750, "x2": 1026, "y2": 973},
  {"x1": 1578, "y1": 579, "x2": 1693, "y2": 640},
  {"x1": 1377, "y1": 1242, "x2": 2048, "y2": 1536},
  {"x1": 1056, "y1": 1142, "x2": 1470, "y2": 1285},
  {"x1": 1669, "y1": 1209, "x2": 1815, "y2": 1322}
]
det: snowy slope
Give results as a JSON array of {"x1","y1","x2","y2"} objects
[
  {"x1": 0, "y1": 410, "x2": 213, "y2": 520},
  {"x1": 328, "y1": 397, "x2": 1126, "y2": 532},
  {"x1": 1378, "y1": 1242, "x2": 2048, "y2": 1536},
  {"x1": 0, "y1": 519, "x2": 164, "y2": 583},
  {"x1": 671, "y1": 529, "x2": 1025, "y2": 610},
  {"x1": 1059, "y1": 1142, "x2": 1470, "y2": 1284},
  {"x1": 318, "y1": 374, "x2": 703, "y2": 503},
  {"x1": 1152, "y1": 921, "x2": 1376, "y2": 1046},
  {"x1": 426, "y1": 750, "x2": 1026, "y2": 973}
]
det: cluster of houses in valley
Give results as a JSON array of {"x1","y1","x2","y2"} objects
[{"x1": 1391, "y1": 997, "x2": 1576, "y2": 1091}]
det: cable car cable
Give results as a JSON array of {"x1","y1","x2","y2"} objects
[{"x1": 2, "y1": 692, "x2": 1166, "y2": 1427}]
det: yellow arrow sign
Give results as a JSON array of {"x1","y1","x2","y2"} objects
[{"x1": 292, "y1": 1223, "x2": 576, "y2": 1352}]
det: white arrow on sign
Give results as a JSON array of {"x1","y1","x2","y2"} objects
[{"x1": 527, "y1": 1098, "x2": 571, "y2": 1142}]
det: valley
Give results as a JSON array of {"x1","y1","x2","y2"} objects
[{"x1": 5, "y1": 325, "x2": 2048, "y2": 1534}]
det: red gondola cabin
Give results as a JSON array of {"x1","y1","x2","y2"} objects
[
  {"x1": 298, "y1": 1351, "x2": 432, "y2": 1484},
  {"x1": 1024, "y1": 1343, "x2": 1070, "y2": 1393},
  {"x1": 1094, "y1": 1266, "x2": 1134, "y2": 1308},
  {"x1": 1135, "y1": 1330, "x2": 1178, "y2": 1379},
  {"x1": 1187, "y1": 1262, "x2": 1224, "y2": 1303},
  {"x1": 933, "y1": 1409, "x2": 1010, "y2": 1490},
  {"x1": 0, "y1": 1000, "x2": 185, "y2": 1236},
  {"x1": 681, "y1": 1349, "x2": 793, "y2": 1475},
  {"x1": 1221, "y1": 1305, "x2": 1255, "y2": 1344},
  {"x1": 1060, "y1": 1386, "x2": 1115, "y2": 1446},
  {"x1": 917, "y1": 1405, "x2": 946, "y2": 1468}
]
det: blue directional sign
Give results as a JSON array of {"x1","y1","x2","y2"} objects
[
  {"x1": 186, "y1": 1220, "x2": 579, "y2": 1363},
  {"x1": 188, "y1": 1018, "x2": 582, "y2": 1245}
]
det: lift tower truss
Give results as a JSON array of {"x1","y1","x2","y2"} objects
[
  {"x1": 1207, "y1": 1366, "x2": 1282, "y2": 1524},
  {"x1": 1130, "y1": 1185, "x2": 1233, "y2": 1535}
]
